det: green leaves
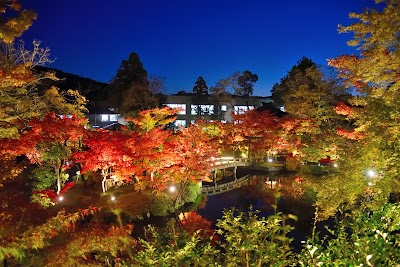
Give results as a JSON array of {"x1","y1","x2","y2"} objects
[
  {"x1": 297, "y1": 203, "x2": 400, "y2": 266},
  {"x1": 215, "y1": 208, "x2": 295, "y2": 266}
]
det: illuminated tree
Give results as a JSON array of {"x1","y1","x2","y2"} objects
[
  {"x1": 0, "y1": 0, "x2": 36, "y2": 43},
  {"x1": 327, "y1": 0, "x2": 400, "y2": 209},
  {"x1": 0, "y1": 113, "x2": 88, "y2": 194},
  {"x1": 271, "y1": 57, "x2": 315, "y2": 107},
  {"x1": 73, "y1": 129, "x2": 134, "y2": 193},
  {"x1": 126, "y1": 106, "x2": 177, "y2": 133},
  {"x1": 169, "y1": 125, "x2": 216, "y2": 203},
  {"x1": 0, "y1": 41, "x2": 87, "y2": 138},
  {"x1": 229, "y1": 109, "x2": 280, "y2": 158},
  {"x1": 0, "y1": 1, "x2": 86, "y2": 138}
]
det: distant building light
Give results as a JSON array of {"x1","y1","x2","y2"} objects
[
  {"x1": 166, "y1": 104, "x2": 186, "y2": 115},
  {"x1": 234, "y1": 106, "x2": 254, "y2": 115},
  {"x1": 109, "y1": 114, "x2": 118, "y2": 122},
  {"x1": 191, "y1": 104, "x2": 214, "y2": 115},
  {"x1": 174, "y1": 120, "x2": 186, "y2": 127},
  {"x1": 101, "y1": 115, "x2": 109, "y2": 122}
]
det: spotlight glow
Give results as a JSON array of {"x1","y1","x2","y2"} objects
[
  {"x1": 367, "y1": 170, "x2": 376, "y2": 177},
  {"x1": 110, "y1": 196, "x2": 116, "y2": 201},
  {"x1": 58, "y1": 196, "x2": 64, "y2": 202},
  {"x1": 169, "y1": 185, "x2": 176, "y2": 193},
  {"x1": 268, "y1": 158, "x2": 273, "y2": 163},
  {"x1": 333, "y1": 163, "x2": 338, "y2": 168}
]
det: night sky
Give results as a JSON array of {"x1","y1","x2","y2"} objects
[{"x1": 21, "y1": 0, "x2": 377, "y2": 96}]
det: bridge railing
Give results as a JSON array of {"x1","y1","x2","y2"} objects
[
  {"x1": 211, "y1": 157, "x2": 285, "y2": 167},
  {"x1": 202, "y1": 175, "x2": 250, "y2": 195}
]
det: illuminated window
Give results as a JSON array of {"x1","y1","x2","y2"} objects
[
  {"x1": 221, "y1": 105, "x2": 227, "y2": 112},
  {"x1": 109, "y1": 114, "x2": 118, "y2": 122},
  {"x1": 234, "y1": 106, "x2": 254, "y2": 115},
  {"x1": 166, "y1": 104, "x2": 186, "y2": 114},
  {"x1": 175, "y1": 120, "x2": 186, "y2": 127},
  {"x1": 101, "y1": 115, "x2": 109, "y2": 121},
  {"x1": 59, "y1": 115, "x2": 73, "y2": 119},
  {"x1": 191, "y1": 105, "x2": 214, "y2": 115}
]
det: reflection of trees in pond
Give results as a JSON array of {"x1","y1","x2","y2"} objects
[{"x1": 239, "y1": 174, "x2": 315, "y2": 232}]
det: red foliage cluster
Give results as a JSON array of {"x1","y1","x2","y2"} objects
[
  {"x1": 32, "y1": 181, "x2": 75, "y2": 202},
  {"x1": 73, "y1": 123, "x2": 216, "y2": 191},
  {"x1": 337, "y1": 128, "x2": 364, "y2": 140},
  {"x1": 0, "y1": 112, "x2": 87, "y2": 162},
  {"x1": 334, "y1": 102, "x2": 354, "y2": 117},
  {"x1": 293, "y1": 176, "x2": 304, "y2": 183},
  {"x1": 180, "y1": 211, "x2": 217, "y2": 242}
]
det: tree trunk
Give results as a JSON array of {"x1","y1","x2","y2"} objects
[
  {"x1": 102, "y1": 176, "x2": 106, "y2": 193},
  {"x1": 56, "y1": 159, "x2": 64, "y2": 195},
  {"x1": 101, "y1": 169, "x2": 109, "y2": 193},
  {"x1": 56, "y1": 165, "x2": 61, "y2": 195}
]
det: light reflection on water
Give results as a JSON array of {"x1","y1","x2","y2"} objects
[{"x1": 196, "y1": 172, "x2": 315, "y2": 251}]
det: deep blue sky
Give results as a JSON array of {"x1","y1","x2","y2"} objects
[{"x1": 21, "y1": 0, "x2": 377, "y2": 96}]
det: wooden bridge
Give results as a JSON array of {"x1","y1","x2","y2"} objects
[
  {"x1": 202, "y1": 174, "x2": 251, "y2": 196},
  {"x1": 202, "y1": 157, "x2": 285, "y2": 196}
]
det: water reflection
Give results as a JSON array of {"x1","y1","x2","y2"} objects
[{"x1": 197, "y1": 171, "x2": 315, "y2": 251}]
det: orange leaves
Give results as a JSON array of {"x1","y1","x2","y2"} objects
[
  {"x1": 0, "y1": 207, "x2": 100, "y2": 257},
  {"x1": 0, "y1": 64, "x2": 36, "y2": 87},
  {"x1": 180, "y1": 211, "x2": 216, "y2": 241},
  {"x1": 337, "y1": 128, "x2": 364, "y2": 140},
  {"x1": 0, "y1": 1, "x2": 36, "y2": 43},
  {"x1": 126, "y1": 107, "x2": 177, "y2": 132},
  {"x1": 1, "y1": 112, "x2": 87, "y2": 164},
  {"x1": 0, "y1": 159, "x2": 25, "y2": 186},
  {"x1": 74, "y1": 129, "x2": 134, "y2": 175},
  {"x1": 334, "y1": 102, "x2": 354, "y2": 117}
]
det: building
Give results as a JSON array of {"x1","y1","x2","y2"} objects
[
  {"x1": 86, "y1": 93, "x2": 272, "y2": 128},
  {"x1": 86, "y1": 105, "x2": 123, "y2": 128},
  {"x1": 164, "y1": 93, "x2": 272, "y2": 127}
]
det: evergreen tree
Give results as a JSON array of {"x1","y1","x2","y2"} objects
[
  {"x1": 108, "y1": 52, "x2": 160, "y2": 114},
  {"x1": 192, "y1": 76, "x2": 208, "y2": 95}
]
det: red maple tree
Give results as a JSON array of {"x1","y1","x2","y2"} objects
[
  {"x1": 73, "y1": 129, "x2": 135, "y2": 192},
  {"x1": 0, "y1": 113, "x2": 87, "y2": 194}
]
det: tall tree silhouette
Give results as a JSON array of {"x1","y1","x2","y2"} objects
[
  {"x1": 192, "y1": 76, "x2": 208, "y2": 95},
  {"x1": 108, "y1": 52, "x2": 160, "y2": 114},
  {"x1": 237, "y1": 70, "x2": 258, "y2": 97}
]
